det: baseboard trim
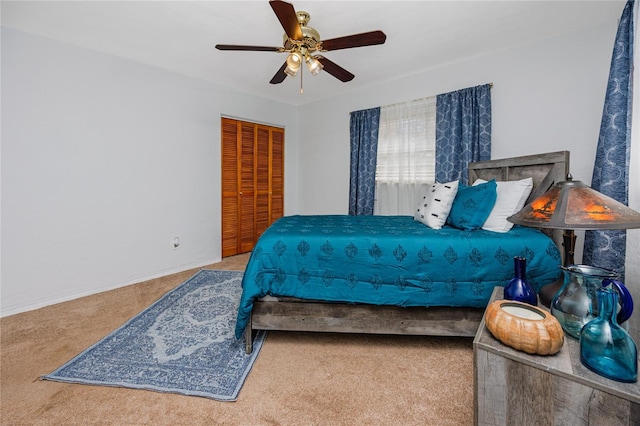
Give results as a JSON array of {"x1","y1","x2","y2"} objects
[{"x1": 0, "y1": 257, "x2": 222, "y2": 318}]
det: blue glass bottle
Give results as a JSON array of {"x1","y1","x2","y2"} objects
[
  {"x1": 580, "y1": 287, "x2": 637, "y2": 383},
  {"x1": 504, "y1": 256, "x2": 537, "y2": 306}
]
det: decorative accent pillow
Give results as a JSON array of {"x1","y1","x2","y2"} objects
[
  {"x1": 473, "y1": 177, "x2": 534, "y2": 233},
  {"x1": 447, "y1": 179, "x2": 498, "y2": 230},
  {"x1": 414, "y1": 180, "x2": 459, "y2": 230}
]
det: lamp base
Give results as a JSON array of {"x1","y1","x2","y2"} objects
[{"x1": 539, "y1": 229, "x2": 576, "y2": 308}]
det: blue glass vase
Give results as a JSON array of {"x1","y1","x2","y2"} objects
[
  {"x1": 504, "y1": 256, "x2": 537, "y2": 306},
  {"x1": 580, "y1": 287, "x2": 638, "y2": 383}
]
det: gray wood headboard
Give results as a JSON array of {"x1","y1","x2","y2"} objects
[{"x1": 468, "y1": 150, "x2": 570, "y2": 203}]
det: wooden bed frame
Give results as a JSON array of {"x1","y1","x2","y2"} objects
[{"x1": 244, "y1": 151, "x2": 570, "y2": 353}]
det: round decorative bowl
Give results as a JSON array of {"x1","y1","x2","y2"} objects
[{"x1": 484, "y1": 299, "x2": 564, "y2": 355}]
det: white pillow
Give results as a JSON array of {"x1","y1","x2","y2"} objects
[
  {"x1": 473, "y1": 177, "x2": 533, "y2": 232},
  {"x1": 414, "y1": 180, "x2": 459, "y2": 230}
]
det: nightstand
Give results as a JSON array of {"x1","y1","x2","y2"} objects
[{"x1": 473, "y1": 287, "x2": 640, "y2": 426}]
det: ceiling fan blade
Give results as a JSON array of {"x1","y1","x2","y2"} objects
[
  {"x1": 270, "y1": 62, "x2": 288, "y2": 84},
  {"x1": 320, "y1": 30, "x2": 387, "y2": 51},
  {"x1": 215, "y1": 44, "x2": 282, "y2": 52},
  {"x1": 269, "y1": 0, "x2": 303, "y2": 41},
  {"x1": 316, "y1": 57, "x2": 354, "y2": 82}
]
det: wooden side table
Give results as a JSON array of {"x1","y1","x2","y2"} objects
[{"x1": 473, "y1": 287, "x2": 640, "y2": 426}]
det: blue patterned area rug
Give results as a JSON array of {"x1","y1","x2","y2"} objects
[{"x1": 43, "y1": 270, "x2": 265, "y2": 401}]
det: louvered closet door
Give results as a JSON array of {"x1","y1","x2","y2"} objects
[
  {"x1": 255, "y1": 125, "x2": 285, "y2": 236},
  {"x1": 255, "y1": 125, "x2": 271, "y2": 237},
  {"x1": 221, "y1": 118, "x2": 284, "y2": 257},
  {"x1": 221, "y1": 118, "x2": 240, "y2": 257},
  {"x1": 238, "y1": 121, "x2": 257, "y2": 253},
  {"x1": 270, "y1": 128, "x2": 284, "y2": 222},
  {"x1": 221, "y1": 118, "x2": 257, "y2": 256}
]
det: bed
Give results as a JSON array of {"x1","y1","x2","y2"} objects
[{"x1": 239, "y1": 151, "x2": 570, "y2": 353}]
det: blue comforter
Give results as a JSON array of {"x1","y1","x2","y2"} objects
[{"x1": 235, "y1": 215, "x2": 561, "y2": 338}]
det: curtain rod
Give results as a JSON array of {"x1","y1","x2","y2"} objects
[{"x1": 379, "y1": 82, "x2": 493, "y2": 110}]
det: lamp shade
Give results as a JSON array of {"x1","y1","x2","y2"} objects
[{"x1": 508, "y1": 176, "x2": 640, "y2": 230}]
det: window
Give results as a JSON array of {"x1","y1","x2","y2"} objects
[{"x1": 374, "y1": 97, "x2": 436, "y2": 215}]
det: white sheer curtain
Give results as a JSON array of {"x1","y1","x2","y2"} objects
[{"x1": 374, "y1": 96, "x2": 437, "y2": 216}]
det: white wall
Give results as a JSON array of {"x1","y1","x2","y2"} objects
[
  {"x1": 1, "y1": 28, "x2": 299, "y2": 316},
  {"x1": 297, "y1": 22, "x2": 617, "y2": 214}
]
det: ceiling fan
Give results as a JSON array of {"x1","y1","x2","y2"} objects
[{"x1": 215, "y1": 0, "x2": 386, "y2": 91}]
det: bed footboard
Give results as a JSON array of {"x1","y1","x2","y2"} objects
[{"x1": 244, "y1": 300, "x2": 484, "y2": 353}]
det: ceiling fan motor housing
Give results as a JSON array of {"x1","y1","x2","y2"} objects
[{"x1": 283, "y1": 11, "x2": 320, "y2": 53}]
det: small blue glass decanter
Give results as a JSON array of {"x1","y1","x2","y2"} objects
[
  {"x1": 580, "y1": 286, "x2": 638, "y2": 383},
  {"x1": 504, "y1": 256, "x2": 537, "y2": 306}
]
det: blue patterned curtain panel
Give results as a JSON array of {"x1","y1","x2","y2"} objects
[
  {"x1": 349, "y1": 107, "x2": 381, "y2": 216},
  {"x1": 435, "y1": 84, "x2": 492, "y2": 183},
  {"x1": 583, "y1": 0, "x2": 635, "y2": 279}
]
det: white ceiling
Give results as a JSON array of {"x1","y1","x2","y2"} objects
[{"x1": 1, "y1": 0, "x2": 625, "y2": 106}]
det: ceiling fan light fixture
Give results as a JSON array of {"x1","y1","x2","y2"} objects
[
  {"x1": 284, "y1": 65, "x2": 298, "y2": 77},
  {"x1": 306, "y1": 55, "x2": 323, "y2": 76},
  {"x1": 284, "y1": 51, "x2": 302, "y2": 76}
]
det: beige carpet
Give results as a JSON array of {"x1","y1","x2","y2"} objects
[{"x1": 1, "y1": 254, "x2": 474, "y2": 425}]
